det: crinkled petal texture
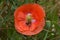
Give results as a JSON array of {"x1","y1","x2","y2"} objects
[{"x1": 14, "y1": 3, "x2": 45, "y2": 35}]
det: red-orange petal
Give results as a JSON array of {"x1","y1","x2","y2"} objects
[{"x1": 14, "y1": 3, "x2": 45, "y2": 35}]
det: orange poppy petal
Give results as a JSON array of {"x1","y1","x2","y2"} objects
[
  {"x1": 14, "y1": 3, "x2": 45, "y2": 35},
  {"x1": 17, "y1": 19, "x2": 45, "y2": 35}
]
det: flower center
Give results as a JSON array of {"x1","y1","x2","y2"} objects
[
  {"x1": 26, "y1": 13, "x2": 36, "y2": 26},
  {"x1": 26, "y1": 13, "x2": 32, "y2": 26}
]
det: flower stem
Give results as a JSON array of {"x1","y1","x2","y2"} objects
[{"x1": 43, "y1": 31, "x2": 48, "y2": 40}]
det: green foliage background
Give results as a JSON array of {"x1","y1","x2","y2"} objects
[{"x1": 0, "y1": 0, "x2": 60, "y2": 40}]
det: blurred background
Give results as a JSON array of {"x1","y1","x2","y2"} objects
[{"x1": 0, "y1": 0, "x2": 60, "y2": 40}]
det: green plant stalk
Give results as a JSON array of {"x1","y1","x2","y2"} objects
[{"x1": 43, "y1": 31, "x2": 48, "y2": 40}]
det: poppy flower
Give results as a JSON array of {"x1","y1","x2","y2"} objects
[{"x1": 14, "y1": 3, "x2": 45, "y2": 35}]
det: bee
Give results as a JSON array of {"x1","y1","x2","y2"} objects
[{"x1": 26, "y1": 13, "x2": 32, "y2": 26}]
